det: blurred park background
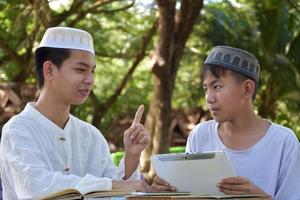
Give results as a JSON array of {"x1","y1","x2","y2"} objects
[{"x1": 0, "y1": 0, "x2": 299, "y2": 178}]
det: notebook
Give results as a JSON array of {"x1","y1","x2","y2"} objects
[{"x1": 150, "y1": 151, "x2": 236, "y2": 195}]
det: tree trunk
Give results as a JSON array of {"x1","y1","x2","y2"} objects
[
  {"x1": 258, "y1": 80, "x2": 277, "y2": 119},
  {"x1": 141, "y1": 0, "x2": 203, "y2": 180}
]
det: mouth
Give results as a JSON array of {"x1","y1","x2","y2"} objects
[
  {"x1": 209, "y1": 107, "x2": 220, "y2": 113},
  {"x1": 79, "y1": 89, "x2": 90, "y2": 97}
]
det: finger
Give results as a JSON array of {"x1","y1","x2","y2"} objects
[
  {"x1": 132, "y1": 105, "x2": 144, "y2": 125},
  {"x1": 152, "y1": 176, "x2": 175, "y2": 191},
  {"x1": 128, "y1": 124, "x2": 139, "y2": 140},
  {"x1": 219, "y1": 188, "x2": 245, "y2": 195},
  {"x1": 132, "y1": 126, "x2": 146, "y2": 144},
  {"x1": 142, "y1": 181, "x2": 156, "y2": 192},
  {"x1": 153, "y1": 176, "x2": 169, "y2": 185},
  {"x1": 136, "y1": 135, "x2": 149, "y2": 145},
  {"x1": 220, "y1": 176, "x2": 246, "y2": 185},
  {"x1": 124, "y1": 126, "x2": 135, "y2": 138},
  {"x1": 152, "y1": 183, "x2": 175, "y2": 191},
  {"x1": 218, "y1": 183, "x2": 246, "y2": 192}
]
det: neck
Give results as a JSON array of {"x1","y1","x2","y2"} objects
[
  {"x1": 34, "y1": 89, "x2": 71, "y2": 129},
  {"x1": 219, "y1": 100, "x2": 266, "y2": 135},
  {"x1": 217, "y1": 109, "x2": 270, "y2": 150},
  {"x1": 221, "y1": 111, "x2": 262, "y2": 135}
]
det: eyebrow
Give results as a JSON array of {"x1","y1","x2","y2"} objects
[
  {"x1": 203, "y1": 79, "x2": 220, "y2": 87},
  {"x1": 76, "y1": 61, "x2": 96, "y2": 69}
]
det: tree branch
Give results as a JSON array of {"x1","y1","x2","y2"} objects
[
  {"x1": 89, "y1": 90, "x2": 100, "y2": 106},
  {"x1": 28, "y1": 0, "x2": 53, "y2": 27},
  {"x1": 67, "y1": 0, "x2": 134, "y2": 27},
  {"x1": 53, "y1": 0, "x2": 85, "y2": 26},
  {"x1": 0, "y1": 40, "x2": 22, "y2": 63},
  {"x1": 175, "y1": 0, "x2": 202, "y2": 48},
  {"x1": 24, "y1": 21, "x2": 42, "y2": 62},
  {"x1": 91, "y1": 20, "x2": 158, "y2": 126},
  {"x1": 104, "y1": 20, "x2": 157, "y2": 107},
  {"x1": 86, "y1": 0, "x2": 119, "y2": 12},
  {"x1": 170, "y1": 0, "x2": 202, "y2": 80},
  {"x1": 152, "y1": 0, "x2": 176, "y2": 76},
  {"x1": 95, "y1": 52, "x2": 135, "y2": 59},
  {"x1": 288, "y1": 0, "x2": 300, "y2": 15},
  {"x1": 87, "y1": 0, "x2": 135, "y2": 14}
]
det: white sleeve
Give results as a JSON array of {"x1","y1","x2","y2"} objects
[
  {"x1": 98, "y1": 134, "x2": 140, "y2": 181},
  {"x1": 113, "y1": 157, "x2": 140, "y2": 180},
  {"x1": 275, "y1": 144, "x2": 300, "y2": 200},
  {"x1": 0, "y1": 127, "x2": 112, "y2": 199},
  {"x1": 186, "y1": 133, "x2": 193, "y2": 153},
  {"x1": 186, "y1": 127, "x2": 198, "y2": 153}
]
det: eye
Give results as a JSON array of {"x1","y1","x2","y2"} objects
[
  {"x1": 202, "y1": 86, "x2": 207, "y2": 92},
  {"x1": 75, "y1": 68, "x2": 85, "y2": 72},
  {"x1": 214, "y1": 85, "x2": 222, "y2": 90}
]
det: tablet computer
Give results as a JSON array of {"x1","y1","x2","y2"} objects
[{"x1": 150, "y1": 151, "x2": 236, "y2": 195}]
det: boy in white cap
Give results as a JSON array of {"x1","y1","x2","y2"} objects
[
  {"x1": 0, "y1": 27, "x2": 153, "y2": 199},
  {"x1": 152, "y1": 46, "x2": 300, "y2": 199}
]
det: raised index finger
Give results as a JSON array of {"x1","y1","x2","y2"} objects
[{"x1": 132, "y1": 105, "x2": 144, "y2": 125}]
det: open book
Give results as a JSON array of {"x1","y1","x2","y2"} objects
[
  {"x1": 40, "y1": 188, "x2": 133, "y2": 200},
  {"x1": 131, "y1": 191, "x2": 191, "y2": 196}
]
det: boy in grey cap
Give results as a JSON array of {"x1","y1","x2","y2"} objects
[
  {"x1": 0, "y1": 27, "x2": 153, "y2": 199},
  {"x1": 152, "y1": 46, "x2": 300, "y2": 199}
]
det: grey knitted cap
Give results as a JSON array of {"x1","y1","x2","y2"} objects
[{"x1": 204, "y1": 46, "x2": 260, "y2": 83}]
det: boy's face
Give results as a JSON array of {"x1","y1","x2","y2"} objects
[
  {"x1": 202, "y1": 71, "x2": 246, "y2": 123},
  {"x1": 49, "y1": 50, "x2": 95, "y2": 105}
]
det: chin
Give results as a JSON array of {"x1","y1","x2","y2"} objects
[
  {"x1": 72, "y1": 99, "x2": 87, "y2": 105},
  {"x1": 213, "y1": 116, "x2": 226, "y2": 123}
]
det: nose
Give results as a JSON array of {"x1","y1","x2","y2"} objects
[
  {"x1": 84, "y1": 72, "x2": 94, "y2": 85},
  {"x1": 205, "y1": 89, "x2": 216, "y2": 104}
]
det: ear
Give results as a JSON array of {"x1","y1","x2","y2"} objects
[
  {"x1": 42, "y1": 61, "x2": 56, "y2": 81},
  {"x1": 242, "y1": 79, "x2": 255, "y2": 100}
]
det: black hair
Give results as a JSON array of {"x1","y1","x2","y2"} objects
[
  {"x1": 200, "y1": 64, "x2": 258, "y2": 100},
  {"x1": 35, "y1": 47, "x2": 71, "y2": 88}
]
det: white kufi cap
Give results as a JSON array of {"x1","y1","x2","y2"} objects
[{"x1": 38, "y1": 27, "x2": 94, "y2": 54}]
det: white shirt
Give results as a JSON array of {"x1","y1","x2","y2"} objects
[
  {"x1": 186, "y1": 120, "x2": 300, "y2": 199},
  {"x1": 0, "y1": 103, "x2": 139, "y2": 200}
]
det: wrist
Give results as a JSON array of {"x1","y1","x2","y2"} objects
[{"x1": 125, "y1": 151, "x2": 141, "y2": 159}]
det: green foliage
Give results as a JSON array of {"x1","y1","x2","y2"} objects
[
  {"x1": 111, "y1": 146, "x2": 186, "y2": 166},
  {"x1": 1, "y1": 0, "x2": 299, "y2": 144},
  {"x1": 168, "y1": 146, "x2": 185, "y2": 153},
  {"x1": 93, "y1": 60, "x2": 154, "y2": 130},
  {"x1": 71, "y1": 2, "x2": 156, "y2": 131},
  {"x1": 185, "y1": 0, "x2": 300, "y2": 138}
]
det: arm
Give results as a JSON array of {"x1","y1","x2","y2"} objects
[
  {"x1": 112, "y1": 180, "x2": 154, "y2": 192},
  {"x1": 103, "y1": 105, "x2": 152, "y2": 192},
  {"x1": 122, "y1": 105, "x2": 150, "y2": 179},
  {"x1": 217, "y1": 176, "x2": 268, "y2": 195},
  {"x1": 274, "y1": 136, "x2": 300, "y2": 199},
  {"x1": 274, "y1": 146, "x2": 300, "y2": 199},
  {"x1": 151, "y1": 176, "x2": 176, "y2": 192},
  {"x1": 0, "y1": 128, "x2": 113, "y2": 199}
]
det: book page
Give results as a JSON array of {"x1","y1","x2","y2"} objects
[
  {"x1": 39, "y1": 188, "x2": 81, "y2": 200},
  {"x1": 131, "y1": 191, "x2": 191, "y2": 196},
  {"x1": 84, "y1": 189, "x2": 134, "y2": 198}
]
